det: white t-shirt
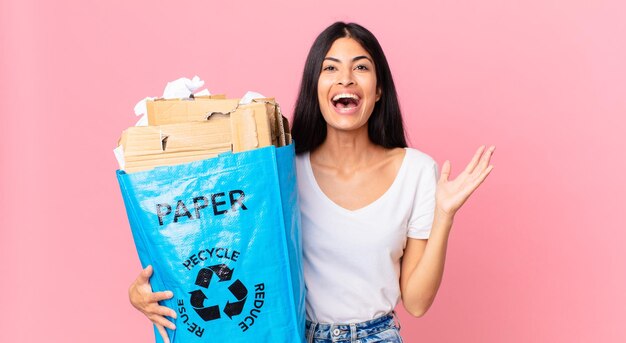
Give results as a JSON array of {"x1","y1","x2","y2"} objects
[{"x1": 296, "y1": 148, "x2": 438, "y2": 324}]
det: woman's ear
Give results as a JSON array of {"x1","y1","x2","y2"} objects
[{"x1": 376, "y1": 87, "x2": 382, "y2": 102}]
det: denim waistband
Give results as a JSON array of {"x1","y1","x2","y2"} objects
[{"x1": 305, "y1": 312, "x2": 400, "y2": 342}]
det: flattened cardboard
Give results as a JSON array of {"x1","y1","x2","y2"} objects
[
  {"x1": 252, "y1": 98, "x2": 285, "y2": 147},
  {"x1": 147, "y1": 98, "x2": 240, "y2": 125},
  {"x1": 230, "y1": 109, "x2": 258, "y2": 153},
  {"x1": 236, "y1": 102, "x2": 272, "y2": 149},
  {"x1": 120, "y1": 120, "x2": 232, "y2": 173},
  {"x1": 193, "y1": 94, "x2": 226, "y2": 99},
  {"x1": 120, "y1": 95, "x2": 290, "y2": 173}
]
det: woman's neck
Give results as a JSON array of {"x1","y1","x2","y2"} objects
[{"x1": 312, "y1": 124, "x2": 381, "y2": 171}]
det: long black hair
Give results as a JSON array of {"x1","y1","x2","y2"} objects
[{"x1": 291, "y1": 22, "x2": 407, "y2": 154}]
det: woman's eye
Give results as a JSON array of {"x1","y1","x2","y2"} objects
[
  {"x1": 355, "y1": 65, "x2": 369, "y2": 71},
  {"x1": 323, "y1": 65, "x2": 336, "y2": 71}
]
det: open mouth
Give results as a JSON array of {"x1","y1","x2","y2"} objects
[{"x1": 331, "y1": 93, "x2": 361, "y2": 112}]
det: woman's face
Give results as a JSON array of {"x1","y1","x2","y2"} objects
[{"x1": 317, "y1": 37, "x2": 381, "y2": 133}]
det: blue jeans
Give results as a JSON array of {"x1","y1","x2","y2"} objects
[{"x1": 304, "y1": 312, "x2": 403, "y2": 343}]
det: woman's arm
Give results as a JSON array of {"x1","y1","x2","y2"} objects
[
  {"x1": 400, "y1": 146, "x2": 495, "y2": 317},
  {"x1": 400, "y1": 210, "x2": 453, "y2": 317}
]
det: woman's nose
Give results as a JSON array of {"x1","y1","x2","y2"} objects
[{"x1": 336, "y1": 70, "x2": 355, "y2": 86}]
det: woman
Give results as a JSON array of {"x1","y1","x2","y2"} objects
[{"x1": 130, "y1": 22, "x2": 494, "y2": 343}]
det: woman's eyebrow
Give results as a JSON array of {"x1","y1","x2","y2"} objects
[
  {"x1": 324, "y1": 56, "x2": 373, "y2": 63},
  {"x1": 352, "y1": 56, "x2": 372, "y2": 63}
]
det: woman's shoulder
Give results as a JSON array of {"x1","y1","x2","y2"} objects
[
  {"x1": 295, "y1": 151, "x2": 309, "y2": 164},
  {"x1": 402, "y1": 147, "x2": 437, "y2": 170}
]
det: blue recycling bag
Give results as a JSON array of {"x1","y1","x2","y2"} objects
[{"x1": 117, "y1": 143, "x2": 304, "y2": 342}]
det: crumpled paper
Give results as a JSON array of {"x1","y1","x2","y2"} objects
[
  {"x1": 239, "y1": 91, "x2": 266, "y2": 105},
  {"x1": 133, "y1": 75, "x2": 211, "y2": 127},
  {"x1": 163, "y1": 75, "x2": 206, "y2": 99}
]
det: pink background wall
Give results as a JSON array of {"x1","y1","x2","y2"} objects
[{"x1": 1, "y1": 0, "x2": 625, "y2": 342}]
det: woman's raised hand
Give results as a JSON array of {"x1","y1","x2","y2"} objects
[
  {"x1": 435, "y1": 145, "x2": 495, "y2": 218},
  {"x1": 129, "y1": 265, "x2": 177, "y2": 343}
]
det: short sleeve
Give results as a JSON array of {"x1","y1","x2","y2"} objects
[{"x1": 407, "y1": 160, "x2": 438, "y2": 239}]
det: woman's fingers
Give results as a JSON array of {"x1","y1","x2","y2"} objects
[
  {"x1": 439, "y1": 160, "x2": 451, "y2": 183},
  {"x1": 472, "y1": 165, "x2": 494, "y2": 189},
  {"x1": 129, "y1": 267, "x2": 176, "y2": 342},
  {"x1": 149, "y1": 313, "x2": 177, "y2": 331},
  {"x1": 154, "y1": 304, "x2": 177, "y2": 319},
  {"x1": 464, "y1": 145, "x2": 486, "y2": 174},
  {"x1": 137, "y1": 265, "x2": 153, "y2": 284},
  {"x1": 144, "y1": 292, "x2": 175, "y2": 317},
  {"x1": 474, "y1": 146, "x2": 495, "y2": 175},
  {"x1": 155, "y1": 324, "x2": 171, "y2": 343},
  {"x1": 150, "y1": 290, "x2": 174, "y2": 303}
]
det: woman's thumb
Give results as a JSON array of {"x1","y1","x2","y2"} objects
[{"x1": 138, "y1": 265, "x2": 153, "y2": 282}]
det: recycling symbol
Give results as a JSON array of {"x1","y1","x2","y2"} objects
[{"x1": 189, "y1": 264, "x2": 248, "y2": 321}]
